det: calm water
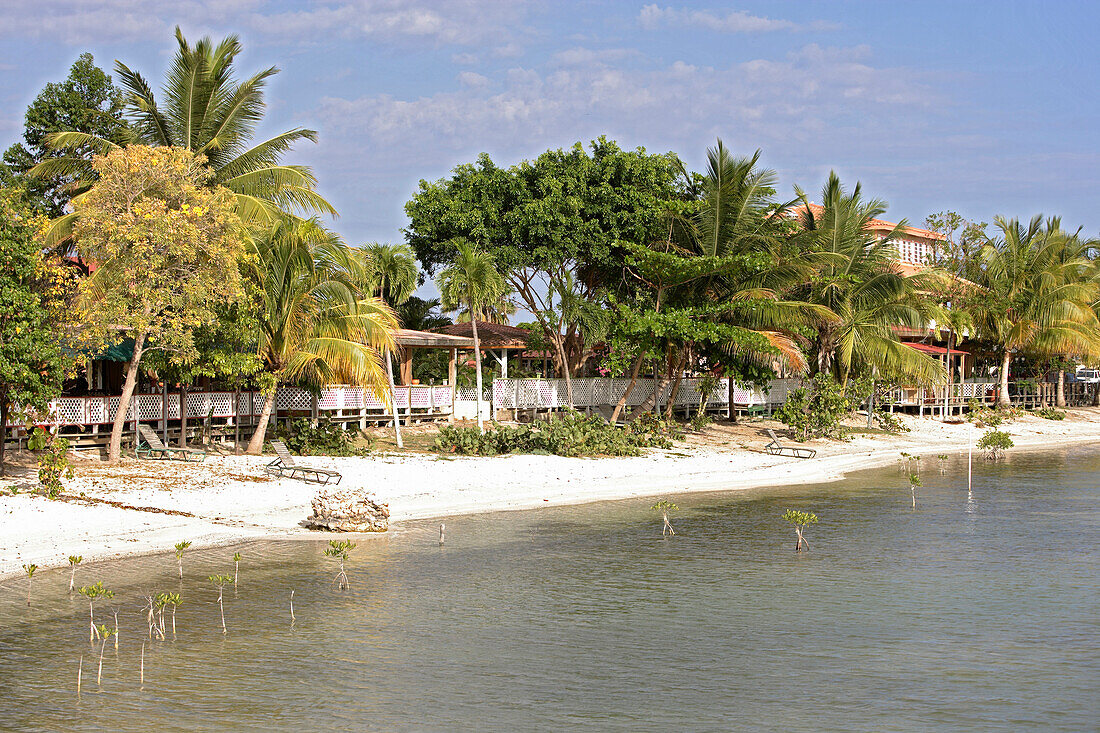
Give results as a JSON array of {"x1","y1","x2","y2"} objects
[{"x1": 1, "y1": 448, "x2": 1098, "y2": 732}]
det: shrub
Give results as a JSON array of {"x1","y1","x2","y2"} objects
[
  {"x1": 275, "y1": 417, "x2": 368, "y2": 456},
  {"x1": 27, "y1": 426, "x2": 73, "y2": 499},
  {"x1": 872, "y1": 409, "x2": 910, "y2": 434},
  {"x1": 773, "y1": 374, "x2": 854, "y2": 442},
  {"x1": 434, "y1": 410, "x2": 675, "y2": 457},
  {"x1": 977, "y1": 428, "x2": 1013, "y2": 459},
  {"x1": 1035, "y1": 407, "x2": 1066, "y2": 421}
]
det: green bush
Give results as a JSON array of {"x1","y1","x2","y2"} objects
[
  {"x1": 1035, "y1": 407, "x2": 1066, "y2": 421},
  {"x1": 773, "y1": 374, "x2": 854, "y2": 442},
  {"x1": 977, "y1": 428, "x2": 1013, "y2": 459},
  {"x1": 872, "y1": 408, "x2": 910, "y2": 434},
  {"x1": 434, "y1": 410, "x2": 675, "y2": 457},
  {"x1": 274, "y1": 418, "x2": 368, "y2": 457},
  {"x1": 27, "y1": 427, "x2": 73, "y2": 499}
]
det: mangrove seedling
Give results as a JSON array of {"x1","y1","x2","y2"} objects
[
  {"x1": 978, "y1": 429, "x2": 1013, "y2": 460},
  {"x1": 324, "y1": 539, "x2": 356, "y2": 590},
  {"x1": 174, "y1": 541, "x2": 192, "y2": 580},
  {"x1": 908, "y1": 473, "x2": 922, "y2": 509},
  {"x1": 782, "y1": 509, "x2": 818, "y2": 553},
  {"x1": 67, "y1": 555, "x2": 82, "y2": 593},
  {"x1": 651, "y1": 500, "x2": 678, "y2": 536},
  {"x1": 165, "y1": 592, "x2": 181, "y2": 636},
  {"x1": 22, "y1": 564, "x2": 36, "y2": 606},
  {"x1": 233, "y1": 552, "x2": 241, "y2": 586},
  {"x1": 142, "y1": 594, "x2": 160, "y2": 641},
  {"x1": 209, "y1": 574, "x2": 233, "y2": 634},
  {"x1": 78, "y1": 581, "x2": 114, "y2": 642},
  {"x1": 95, "y1": 624, "x2": 116, "y2": 685},
  {"x1": 937, "y1": 454, "x2": 949, "y2": 474}
]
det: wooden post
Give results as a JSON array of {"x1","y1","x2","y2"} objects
[
  {"x1": 399, "y1": 348, "x2": 413, "y2": 386},
  {"x1": 448, "y1": 348, "x2": 457, "y2": 424},
  {"x1": 234, "y1": 386, "x2": 241, "y2": 455},
  {"x1": 179, "y1": 385, "x2": 187, "y2": 448},
  {"x1": 310, "y1": 393, "x2": 319, "y2": 427},
  {"x1": 161, "y1": 382, "x2": 168, "y2": 444}
]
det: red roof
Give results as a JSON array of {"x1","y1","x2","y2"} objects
[
  {"x1": 792, "y1": 203, "x2": 944, "y2": 241},
  {"x1": 905, "y1": 342, "x2": 969, "y2": 356}
]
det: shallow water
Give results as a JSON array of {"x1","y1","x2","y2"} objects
[{"x1": 0, "y1": 447, "x2": 1098, "y2": 731}]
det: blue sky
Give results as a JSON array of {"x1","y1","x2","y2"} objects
[{"x1": 2, "y1": 0, "x2": 1098, "y2": 252}]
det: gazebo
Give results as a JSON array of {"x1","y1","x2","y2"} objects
[
  {"x1": 394, "y1": 329, "x2": 476, "y2": 385},
  {"x1": 433, "y1": 321, "x2": 531, "y2": 378}
]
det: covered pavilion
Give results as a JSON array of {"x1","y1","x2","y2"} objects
[{"x1": 432, "y1": 321, "x2": 532, "y2": 378}]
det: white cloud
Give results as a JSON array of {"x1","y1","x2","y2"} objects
[
  {"x1": 457, "y1": 71, "x2": 489, "y2": 88},
  {"x1": 639, "y1": 4, "x2": 836, "y2": 33}
]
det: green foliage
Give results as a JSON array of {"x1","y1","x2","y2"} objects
[
  {"x1": 782, "y1": 509, "x2": 818, "y2": 528},
  {"x1": 174, "y1": 541, "x2": 191, "y2": 558},
  {"x1": 434, "y1": 411, "x2": 676, "y2": 457},
  {"x1": 1, "y1": 53, "x2": 127, "y2": 217},
  {"x1": 324, "y1": 539, "x2": 356, "y2": 562},
  {"x1": 0, "y1": 191, "x2": 72, "y2": 475},
  {"x1": 23, "y1": 563, "x2": 37, "y2": 577},
  {"x1": 872, "y1": 408, "x2": 910, "y2": 434},
  {"x1": 208, "y1": 573, "x2": 234, "y2": 587},
  {"x1": 275, "y1": 417, "x2": 368, "y2": 457},
  {"x1": 967, "y1": 402, "x2": 1018, "y2": 428},
  {"x1": 977, "y1": 429, "x2": 1014, "y2": 459},
  {"x1": 27, "y1": 426, "x2": 73, "y2": 498},
  {"x1": 78, "y1": 580, "x2": 114, "y2": 601},
  {"x1": 1035, "y1": 407, "x2": 1066, "y2": 421},
  {"x1": 773, "y1": 374, "x2": 854, "y2": 441},
  {"x1": 68, "y1": 555, "x2": 83, "y2": 566},
  {"x1": 651, "y1": 500, "x2": 678, "y2": 513},
  {"x1": 908, "y1": 473, "x2": 922, "y2": 487}
]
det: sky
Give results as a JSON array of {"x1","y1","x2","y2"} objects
[{"x1": 1, "y1": 0, "x2": 1098, "y2": 263}]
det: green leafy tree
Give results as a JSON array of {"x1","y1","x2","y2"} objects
[
  {"x1": 406, "y1": 138, "x2": 680, "y2": 387},
  {"x1": 245, "y1": 217, "x2": 398, "y2": 454},
  {"x1": 1, "y1": 53, "x2": 127, "y2": 217},
  {"x1": 0, "y1": 191, "x2": 71, "y2": 476},
  {"x1": 972, "y1": 216, "x2": 1100, "y2": 406},
  {"x1": 33, "y1": 28, "x2": 335, "y2": 251},
  {"x1": 782, "y1": 509, "x2": 818, "y2": 553},
  {"x1": 437, "y1": 242, "x2": 508, "y2": 432},
  {"x1": 73, "y1": 145, "x2": 247, "y2": 463},
  {"x1": 359, "y1": 242, "x2": 418, "y2": 305}
]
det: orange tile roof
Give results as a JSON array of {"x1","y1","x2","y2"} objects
[{"x1": 791, "y1": 203, "x2": 944, "y2": 241}]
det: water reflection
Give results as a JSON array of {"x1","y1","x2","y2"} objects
[{"x1": 0, "y1": 447, "x2": 1097, "y2": 731}]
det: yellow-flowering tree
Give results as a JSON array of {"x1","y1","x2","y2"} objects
[{"x1": 74, "y1": 145, "x2": 246, "y2": 462}]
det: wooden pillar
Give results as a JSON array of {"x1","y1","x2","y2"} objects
[
  {"x1": 399, "y1": 348, "x2": 413, "y2": 386},
  {"x1": 161, "y1": 382, "x2": 168, "y2": 443},
  {"x1": 179, "y1": 385, "x2": 187, "y2": 448},
  {"x1": 310, "y1": 393, "x2": 319, "y2": 427},
  {"x1": 501, "y1": 349, "x2": 508, "y2": 378},
  {"x1": 448, "y1": 348, "x2": 457, "y2": 424}
]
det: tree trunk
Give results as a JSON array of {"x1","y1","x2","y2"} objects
[
  {"x1": 664, "y1": 348, "x2": 689, "y2": 419},
  {"x1": 997, "y1": 350, "x2": 1012, "y2": 408},
  {"x1": 108, "y1": 331, "x2": 147, "y2": 463},
  {"x1": 943, "y1": 330, "x2": 954, "y2": 421},
  {"x1": 246, "y1": 389, "x2": 276, "y2": 455},
  {"x1": 551, "y1": 335, "x2": 574, "y2": 409},
  {"x1": 636, "y1": 348, "x2": 674, "y2": 414},
  {"x1": 385, "y1": 348, "x2": 403, "y2": 448},
  {"x1": 610, "y1": 352, "x2": 644, "y2": 423},
  {"x1": 472, "y1": 317, "x2": 485, "y2": 432},
  {"x1": 0, "y1": 398, "x2": 8, "y2": 478},
  {"x1": 179, "y1": 384, "x2": 188, "y2": 448},
  {"x1": 1056, "y1": 369, "x2": 1066, "y2": 408}
]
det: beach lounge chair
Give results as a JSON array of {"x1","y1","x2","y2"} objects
[
  {"x1": 137, "y1": 425, "x2": 206, "y2": 462},
  {"x1": 264, "y1": 440, "x2": 342, "y2": 485},
  {"x1": 764, "y1": 428, "x2": 816, "y2": 459}
]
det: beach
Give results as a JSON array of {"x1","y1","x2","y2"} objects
[{"x1": 3, "y1": 409, "x2": 1100, "y2": 579}]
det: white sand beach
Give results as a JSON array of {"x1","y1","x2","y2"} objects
[{"x1": 3, "y1": 409, "x2": 1100, "y2": 579}]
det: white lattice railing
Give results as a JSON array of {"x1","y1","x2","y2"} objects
[
  {"x1": 487, "y1": 377, "x2": 765, "y2": 410},
  {"x1": 6, "y1": 385, "x2": 453, "y2": 427}
]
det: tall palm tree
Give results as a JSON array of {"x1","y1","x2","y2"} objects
[
  {"x1": 798, "y1": 173, "x2": 943, "y2": 387},
  {"x1": 245, "y1": 218, "x2": 397, "y2": 454},
  {"x1": 973, "y1": 216, "x2": 1100, "y2": 407},
  {"x1": 32, "y1": 27, "x2": 335, "y2": 250},
  {"x1": 395, "y1": 296, "x2": 452, "y2": 331},
  {"x1": 437, "y1": 242, "x2": 507, "y2": 432},
  {"x1": 359, "y1": 242, "x2": 419, "y2": 306}
]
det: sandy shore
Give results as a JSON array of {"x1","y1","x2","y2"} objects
[{"x1": 3, "y1": 409, "x2": 1100, "y2": 578}]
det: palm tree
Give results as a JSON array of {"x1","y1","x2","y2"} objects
[
  {"x1": 395, "y1": 296, "x2": 452, "y2": 331},
  {"x1": 437, "y1": 242, "x2": 507, "y2": 432},
  {"x1": 245, "y1": 218, "x2": 397, "y2": 454},
  {"x1": 973, "y1": 216, "x2": 1100, "y2": 407},
  {"x1": 360, "y1": 242, "x2": 418, "y2": 305},
  {"x1": 798, "y1": 173, "x2": 943, "y2": 387},
  {"x1": 32, "y1": 27, "x2": 335, "y2": 250}
]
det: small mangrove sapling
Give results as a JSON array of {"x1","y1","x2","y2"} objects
[
  {"x1": 782, "y1": 509, "x2": 819, "y2": 553},
  {"x1": 978, "y1": 428, "x2": 1013, "y2": 459},
  {"x1": 937, "y1": 454, "x2": 949, "y2": 474},
  {"x1": 78, "y1": 581, "x2": 114, "y2": 642},
  {"x1": 233, "y1": 552, "x2": 241, "y2": 586},
  {"x1": 651, "y1": 500, "x2": 678, "y2": 536},
  {"x1": 209, "y1": 574, "x2": 233, "y2": 634},
  {"x1": 67, "y1": 555, "x2": 82, "y2": 593},
  {"x1": 174, "y1": 541, "x2": 191, "y2": 580},
  {"x1": 95, "y1": 623, "x2": 116, "y2": 685},
  {"x1": 908, "y1": 473, "x2": 922, "y2": 509},
  {"x1": 324, "y1": 539, "x2": 356, "y2": 591},
  {"x1": 22, "y1": 563, "x2": 36, "y2": 605}
]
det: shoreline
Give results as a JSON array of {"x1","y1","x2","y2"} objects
[{"x1": 3, "y1": 409, "x2": 1100, "y2": 579}]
